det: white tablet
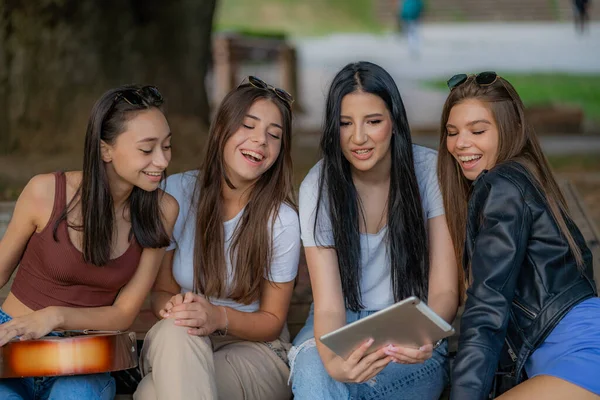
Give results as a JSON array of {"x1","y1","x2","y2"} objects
[{"x1": 319, "y1": 296, "x2": 455, "y2": 359}]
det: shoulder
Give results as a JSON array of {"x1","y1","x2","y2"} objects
[
  {"x1": 471, "y1": 162, "x2": 532, "y2": 210},
  {"x1": 163, "y1": 170, "x2": 199, "y2": 201},
  {"x1": 476, "y1": 161, "x2": 531, "y2": 195},
  {"x1": 412, "y1": 144, "x2": 438, "y2": 168},
  {"x1": 274, "y1": 202, "x2": 300, "y2": 228},
  {"x1": 16, "y1": 172, "x2": 62, "y2": 228},
  {"x1": 299, "y1": 160, "x2": 324, "y2": 194},
  {"x1": 23, "y1": 173, "x2": 57, "y2": 202},
  {"x1": 411, "y1": 145, "x2": 440, "y2": 188},
  {"x1": 298, "y1": 160, "x2": 326, "y2": 214},
  {"x1": 157, "y1": 190, "x2": 179, "y2": 224},
  {"x1": 14, "y1": 174, "x2": 57, "y2": 222}
]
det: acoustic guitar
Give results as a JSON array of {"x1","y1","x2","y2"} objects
[{"x1": 0, "y1": 330, "x2": 138, "y2": 378}]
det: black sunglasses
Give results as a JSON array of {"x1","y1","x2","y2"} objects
[
  {"x1": 244, "y1": 76, "x2": 294, "y2": 105},
  {"x1": 115, "y1": 85, "x2": 164, "y2": 107},
  {"x1": 447, "y1": 71, "x2": 499, "y2": 90}
]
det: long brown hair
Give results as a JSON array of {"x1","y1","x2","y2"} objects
[
  {"x1": 193, "y1": 84, "x2": 295, "y2": 304},
  {"x1": 437, "y1": 76, "x2": 584, "y2": 300}
]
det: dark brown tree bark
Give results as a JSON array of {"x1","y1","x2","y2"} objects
[{"x1": 0, "y1": 0, "x2": 216, "y2": 155}]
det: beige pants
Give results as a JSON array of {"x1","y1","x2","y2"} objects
[{"x1": 133, "y1": 318, "x2": 292, "y2": 400}]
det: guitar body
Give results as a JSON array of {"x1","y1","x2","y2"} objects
[{"x1": 0, "y1": 331, "x2": 138, "y2": 378}]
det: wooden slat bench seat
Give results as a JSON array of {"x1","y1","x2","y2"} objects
[{"x1": 1, "y1": 179, "x2": 599, "y2": 399}]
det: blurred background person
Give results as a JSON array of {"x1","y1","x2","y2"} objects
[
  {"x1": 398, "y1": 0, "x2": 425, "y2": 57},
  {"x1": 574, "y1": 0, "x2": 591, "y2": 33}
]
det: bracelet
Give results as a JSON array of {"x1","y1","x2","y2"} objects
[{"x1": 218, "y1": 306, "x2": 228, "y2": 337}]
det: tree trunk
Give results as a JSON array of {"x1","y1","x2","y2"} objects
[{"x1": 0, "y1": 0, "x2": 216, "y2": 155}]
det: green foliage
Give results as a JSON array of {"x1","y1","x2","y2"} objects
[
  {"x1": 423, "y1": 73, "x2": 600, "y2": 121},
  {"x1": 549, "y1": 0, "x2": 561, "y2": 21},
  {"x1": 215, "y1": 0, "x2": 384, "y2": 36}
]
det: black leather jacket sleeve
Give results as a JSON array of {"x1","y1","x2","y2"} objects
[{"x1": 450, "y1": 172, "x2": 532, "y2": 399}]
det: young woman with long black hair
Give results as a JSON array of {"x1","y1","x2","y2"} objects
[
  {"x1": 288, "y1": 61, "x2": 458, "y2": 399},
  {"x1": 0, "y1": 85, "x2": 179, "y2": 399}
]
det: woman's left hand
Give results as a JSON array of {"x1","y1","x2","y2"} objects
[
  {"x1": 383, "y1": 343, "x2": 433, "y2": 364},
  {"x1": 164, "y1": 292, "x2": 225, "y2": 336},
  {"x1": 0, "y1": 307, "x2": 61, "y2": 347}
]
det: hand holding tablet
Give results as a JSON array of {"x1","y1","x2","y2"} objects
[{"x1": 319, "y1": 296, "x2": 455, "y2": 360}]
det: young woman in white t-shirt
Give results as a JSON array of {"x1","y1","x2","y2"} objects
[
  {"x1": 288, "y1": 61, "x2": 459, "y2": 399},
  {"x1": 133, "y1": 77, "x2": 301, "y2": 400}
]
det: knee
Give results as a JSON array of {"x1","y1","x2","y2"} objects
[
  {"x1": 133, "y1": 375, "x2": 155, "y2": 400},
  {"x1": 49, "y1": 373, "x2": 115, "y2": 400},
  {"x1": 145, "y1": 318, "x2": 209, "y2": 352},
  {"x1": 289, "y1": 341, "x2": 328, "y2": 385}
]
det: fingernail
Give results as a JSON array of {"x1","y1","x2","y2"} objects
[
  {"x1": 419, "y1": 346, "x2": 426, "y2": 351},
  {"x1": 387, "y1": 344, "x2": 394, "y2": 350},
  {"x1": 367, "y1": 338, "x2": 374, "y2": 345}
]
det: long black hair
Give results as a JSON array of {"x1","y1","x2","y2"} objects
[
  {"x1": 54, "y1": 85, "x2": 171, "y2": 266},
  {"x1": 315, "y1": 61, "x2": 429, "y2": 311}
]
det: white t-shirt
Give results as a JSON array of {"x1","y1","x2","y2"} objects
[
  {"x1": 165, "y1": 171, "x2": 301, "y2": 313},
  {"x1": 299, "y1": 145, "x2": 444, "y2": 310}
]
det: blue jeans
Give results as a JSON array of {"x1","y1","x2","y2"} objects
[
  {"x1": 0, "y1": 308, "x2": 115, "y2": 400},
  {"x1": 289, "y1": 305, "x2": 450, "y2": 400}
]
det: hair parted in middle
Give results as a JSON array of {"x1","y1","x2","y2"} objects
[
  {"x1": 314, "y1": 61, "x2": 429, "y2": 311},
  {"x1": 192, "y1": 82, "x2": 295, "y2": 304}
]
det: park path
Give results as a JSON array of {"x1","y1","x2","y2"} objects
[{"x1": 287, "y1": 22, "x2": 600, "y2": 131}]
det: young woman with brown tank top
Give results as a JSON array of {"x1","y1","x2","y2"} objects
[{"x1": 0, "y1": 85, "x2": 179, "y2": 399}]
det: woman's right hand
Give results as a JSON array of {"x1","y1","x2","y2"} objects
[
  {"x1": 158, "y1": 293, "x2": 184, "y2": 318},
  {"x1": 327, "y1": 338, "x2": 393, "y2": 383}
]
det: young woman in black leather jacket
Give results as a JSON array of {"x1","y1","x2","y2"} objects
[{"x1": 437, "y1": 72, "x2": 600, "y2": 399}]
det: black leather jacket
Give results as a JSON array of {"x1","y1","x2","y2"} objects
[{"x1": 450, "y1": 161, "x2": 597, "y2": 400}]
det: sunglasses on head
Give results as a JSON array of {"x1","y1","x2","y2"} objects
[
  {"x1": 114, "y1": 85, "x2": 164, "y2": 107},
  {"x1": 243, "y1": 76, "x2": 294, "y2": 105},
  {"x1": 447, "y1": 71, "x2": 499, "y2": 90}
]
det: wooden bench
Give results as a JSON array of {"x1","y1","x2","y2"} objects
[
  {"x1": 211, "y1": 32, "x2": 301, "y2": 112},
  {"x1": 2, "y1": 179, "x2": 599, "y2": 398}
]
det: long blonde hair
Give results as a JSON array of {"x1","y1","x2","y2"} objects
[{"x1": 437, "y1": 76, "x2": 584, "y2": 302}]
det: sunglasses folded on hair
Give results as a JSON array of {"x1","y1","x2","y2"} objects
[
  {"x1": 447, "y1": 71, "x2": 498, "y2": 90},
  {"x1": 239, "y1": 76, "x2": 294, "y2": 106},
  {"x1": 115, "y1": 86, "x2": 164, "y2": 107}
]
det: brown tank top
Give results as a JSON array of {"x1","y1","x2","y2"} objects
[{"x1": 11, "y1": 172, "x2": 142, "y2": 310}]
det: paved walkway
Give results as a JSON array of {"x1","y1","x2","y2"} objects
[{"x1": 287, "y1": 22, "x2": 600, "y2": 131}]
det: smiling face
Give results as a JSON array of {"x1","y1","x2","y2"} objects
[
  {"x1": 102, "y1": 107, "x2": 172, "y2": 191},
  {"x1": 223, "y1": 98, "x2": 283, "y2": 187},
  {"x1": 339, "y1": 91, "x2": 393, "y2": 174},
  {"x1": 446, "y1": 99, "x2": 500, "y2": 181}
]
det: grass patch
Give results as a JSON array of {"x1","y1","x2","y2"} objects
[
  {"x1": 215, "y1": 0, "x2": 384, "y2": 37},
  {"x1": 423, "y1": 73, "x2": 600, "y2": 122}
]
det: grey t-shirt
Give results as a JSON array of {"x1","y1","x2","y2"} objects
[{"x1": 299, "y1": 145, "x2": 444, "y2": 310}]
